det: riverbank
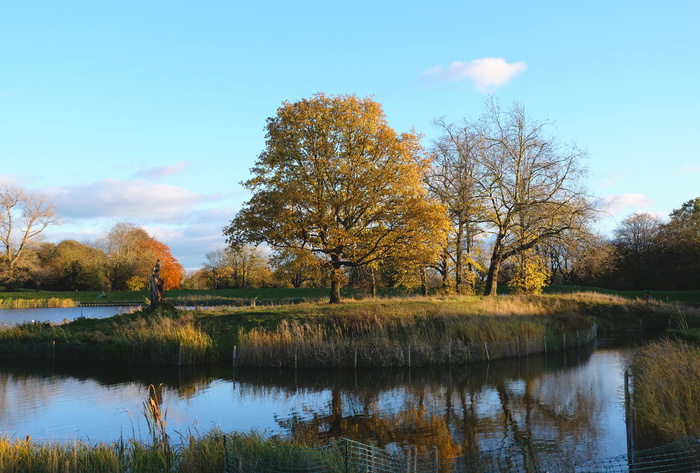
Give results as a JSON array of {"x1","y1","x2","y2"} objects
[{"x1": 1, "y1": 292, "x2": 696, "y2": 366}]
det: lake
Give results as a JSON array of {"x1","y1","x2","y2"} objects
[{"x1": 0, "y1": 336, "x2": 636, "y2": 464}]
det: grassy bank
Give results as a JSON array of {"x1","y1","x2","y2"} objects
[
  {"x1": 629, "y1": 339, "x2": 700, "y2": 445},
  {"x1": 4, "y1": 292, "x2": 688, "y2": 366},
  {"x1": 3, "y1": 285, "x2": 700, "y2": 307}
]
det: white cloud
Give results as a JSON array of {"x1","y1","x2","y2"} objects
[
  {"x1": 600, "y1": 193, "x2": 653, "y2": 216},
  {"x1": 47, "y1": 178, "x2": 208, "y2": 223},
  {"x1": 677, "y1": 162, "x2": 700, "y2": 175},
  {"x1": 135, "y1": 161, "x2": 190, "y2": 179},
  {"x1": 420, "y1": 57, "x2": 527, "y2": 91}
]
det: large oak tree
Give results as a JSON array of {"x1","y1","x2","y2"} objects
[{"x1": 224, "y1": 93, "x2": 449, "y2": 303}]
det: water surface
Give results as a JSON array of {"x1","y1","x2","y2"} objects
[
  {"x1": 0, "y1": 341, "x2": 632, "y2": 464},
  {"x1": 0, "y1": 306, "x2": 137, "y2": 326}
]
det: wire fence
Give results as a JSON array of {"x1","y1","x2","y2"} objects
[{"x1": 224, "y1": 436, "x2": 700, "y2": 473}]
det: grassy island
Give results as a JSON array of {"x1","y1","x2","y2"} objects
[{"x1": 2, "y1": 290, "x2": 697, "y2": 367}]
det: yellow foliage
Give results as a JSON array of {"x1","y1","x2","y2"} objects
[
  {"x1": 225, "y1": 93, "x2": 450, "y2": 301},
  {"x1": 507, "y1": 251, "x2": 551, "y2": 295}
]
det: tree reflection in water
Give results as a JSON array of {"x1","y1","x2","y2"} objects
[
  {"x1": 238, "y1": 342, "x2": 619, "y2": 463},
  {"x1": 0, "y1": 341, "x2": 627, "y2": 464}
]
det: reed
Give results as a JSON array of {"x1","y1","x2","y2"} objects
[
  {"x1": 0, "y1": 429, "x2": 345, "y2": 472},
  {"x1": 232, "y1": 296, "x2": 598, "y2": 367},
  {"x1": 106, "y1": 311, "x2": 215, "y2": 365},
  {"x1": 0, "y1": 298, "x2": 77, "y2": 308},
  {"x1": 629, "y1": 340, "x2": 700, "y2": 442}
]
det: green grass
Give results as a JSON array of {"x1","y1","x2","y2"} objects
[
  {"x1": 0, "y1": 286, "x2": 414, "y2": 306},
  {"x1": 545, "y1": 285, "x2": 700, "y2": 304}
]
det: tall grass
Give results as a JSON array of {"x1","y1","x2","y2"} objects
[
  {"x1": 106, "y1": 312, "x2": 215, "y2": 365},
  {"x1": 234, "y1": 295, "x2": 597, "y2": 368},
  {"x1": 629, "y1": 340, "x2": 700, "y2": 443},
  {"x1": 0, "y1": 298, "x2": 77, "y2": 308},
  {"x1": 0, "y1": 432, "x2": 230, "y2": 472},
  {"x1": 0, "y1": 309, "x2": 214, "y2": 365}
]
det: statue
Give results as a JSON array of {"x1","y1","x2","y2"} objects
[{"x1": 150, "y1": 259, "x2": 165, "y2": 307}]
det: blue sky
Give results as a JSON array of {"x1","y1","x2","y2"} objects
[{"x1": 2, "y1": 1, "x2": 698, "y2": 269}]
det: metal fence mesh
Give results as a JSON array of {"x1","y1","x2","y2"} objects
[{"x1": 224, "y1": 436, "x2": 700, "y2": 473}]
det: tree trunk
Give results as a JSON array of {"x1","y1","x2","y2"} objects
[
  {"x1": 455, "y1": 223, "x2": 464, "y2": 294},
  {"x1": 329, "y1": 265, "x2": 342, "y2": 304},
  {"x1": 485, "y1": 257, "x2": 502, "y2": 296}
]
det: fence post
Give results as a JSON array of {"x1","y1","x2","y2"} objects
[
  {"x1": 484, "y1": 341, "x2": 490, "y2": 362},
  {"x1": 233, "y1": 346, "x2": 237, "y2": 368},
  {"x1": 344, "y1": 439, "x2": 349, "y2": 473},
  {"x1": 178, "y1": 343, "x2": 183, "y2": 366}
]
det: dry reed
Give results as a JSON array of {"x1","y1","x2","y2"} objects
[{"x1": 629, "y1": 340, "x2": 700, "y2": 442}]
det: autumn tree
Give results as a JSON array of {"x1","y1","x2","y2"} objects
[
  {"x1": 467, "y1": 99, "x2": 594, "y2": 295},
  {"x1": 271, "y1": 247, "x2": 325, "y2": 288},
  {"x1": 95, "y1": 223, "x2": 183, "y2": 291},
  {"x1": 0, "y1": 185, "x2": 59, "y2": 290},
  {"x1": 224, "y1": 93, "x2": 449, "y2": 303},
  {"x1": 506, "y1": 248, "x2": 551, "y2": 294},
  {"x1": 33, "y1": 240, "x2": 107, "y2": 290},
  {"x1": 139, "y1": 238, "x2": 184, "y2": 290}
]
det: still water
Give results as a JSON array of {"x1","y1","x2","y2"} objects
[
  {"x1": 0, "y1": 306, "x2": 137, "y2": 326},
  {"x1": 0, "y1": 339, "x2": 633, "y2": 463}
]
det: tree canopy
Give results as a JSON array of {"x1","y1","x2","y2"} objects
[{"x1": 224, "y1": 93, "x2": 449, "y2": 302}]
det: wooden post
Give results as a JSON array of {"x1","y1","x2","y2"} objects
[
  {"x1": 484, "y1": 341, "x2": 490, "y2": 361},
  {"x1": 233, "y1": 346, "x2": 237, "y2": 368}
]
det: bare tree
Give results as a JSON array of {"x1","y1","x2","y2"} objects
[
  {"x1": 472, "y1": 99, "x2": 595, "y2": 295},
  {"x1": 428, "y1": 118, "x2": 486, "y2": 294},
  {"x1": 0, "y1": 185, "x2": 59, "y2": 290}
]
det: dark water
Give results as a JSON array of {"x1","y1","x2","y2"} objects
[{"x1": 0, "y1": 339, "x2": 634, "y2": 463}]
